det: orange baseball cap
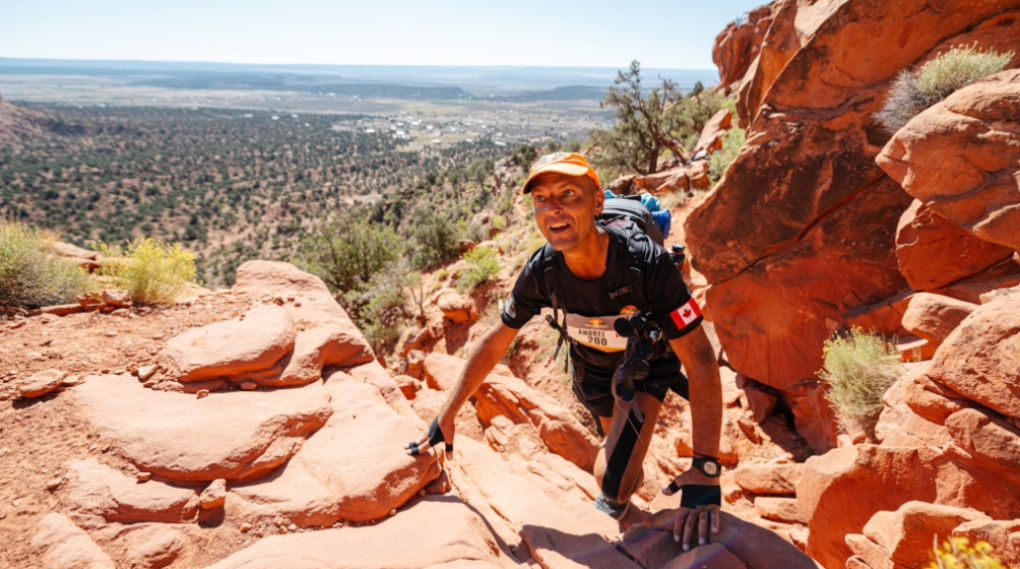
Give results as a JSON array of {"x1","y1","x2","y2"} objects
[{"x1": 521, "y1": 152, "x2": 601, "y2": 194}]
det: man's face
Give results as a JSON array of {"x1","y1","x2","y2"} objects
[{"x1": 531, "y1": 175, "x2": 604, "y2": 252}]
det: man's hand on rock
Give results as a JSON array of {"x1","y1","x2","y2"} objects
[
  {"x1": 662, "y1": 468, "x2": 721, "y2": 550},
  {"x1": 405, "y1": 415, "x2": 455, "y2": 462}
]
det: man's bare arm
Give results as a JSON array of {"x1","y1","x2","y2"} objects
[
  {"x1": 441, "y1": 320, "x2": 520, "y2": 419},
  {"x1": 668, "y1": 325, "x2": 721, "y2": 458},
  {"x1": 406, "y1": 320, "x2": 519, "y2": 457}
]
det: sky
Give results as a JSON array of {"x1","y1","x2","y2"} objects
[{"x1": 0, "y1": 0, "x2": 765, "y2": 70}]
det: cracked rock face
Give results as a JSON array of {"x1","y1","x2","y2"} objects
[{"x1": 72, "y1": 374, "x2": 332, "y2": 483}]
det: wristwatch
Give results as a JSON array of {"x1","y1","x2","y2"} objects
[{"x1": 692, "y1": 456, "x2": 722, "y2": 478}]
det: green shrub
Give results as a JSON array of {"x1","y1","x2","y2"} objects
[
  {"x1": 929, "y1": 537, "x2": 1014, "y2": 569},
  {"x1": 96, "y1": 238, "x2": 196, "y2": 305},
  {"x1": 708, "y1": 127, "x2": 745, "y2": 185},
  {"x1": 410, "y1": 210, "x2": 460, "y2": 269},
  {"x1": 818, "y1": 327, "x2": 902, "y2": 433},
  {"x1": 0, "y1": 220, "x2": 94, "y2": 309},
  {"x1": 299, "y1": 214, "x2": 403, "y2": 296},
  {"x1": 876, "y1": 45, "x2": 1013, "y2": 133},
  {"x1": 343, "y1": 263, "x2": 411, "y2": 351},
  {"x1": 458, "y1": 246, "x2": 500, "y2": 293}
]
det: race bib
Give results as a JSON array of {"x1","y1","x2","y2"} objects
[{"x1": 565, "y1": 313, "x2": 630, "y2": 353}]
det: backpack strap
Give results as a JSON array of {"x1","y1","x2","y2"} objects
[{"x1": 540, "y1": 244, "x2": 571, "y2": 372}]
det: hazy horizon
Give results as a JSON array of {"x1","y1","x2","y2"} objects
[{"x1": 1, "y1": 0, "x2": 764, "y2": 70}]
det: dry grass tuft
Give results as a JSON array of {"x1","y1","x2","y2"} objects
[
  {"x1": 875, "y1": 45, "x2": 1013, "y2": 133},
  {"x1": 818, "y1": 327, "x2": 902, "y2": 434},
  {"x1": 0, "y1": 220, "x2": 94, "y2": 309}
]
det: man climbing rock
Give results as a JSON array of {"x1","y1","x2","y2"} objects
[{"x1": 405, "y1": 152, "x2": 723, "y2": 550}]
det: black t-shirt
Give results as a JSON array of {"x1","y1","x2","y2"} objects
[{"x1": 501, "y1": 225, "x2": 703, "y2": 374}]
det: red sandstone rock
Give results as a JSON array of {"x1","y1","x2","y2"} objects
[
  {"x1": 842, "y1": 289, "x2": 914, "y2": 336},
  {"x1": 636, "y1": 507, "x2": 816, "y2": 569},
  {"x1": 798, "y1": 444, "x2": 1020, "y2": 569},
  {"x1": 874, "y1": 371, "x2": 952, "y2": 448},
  {"x1": 204, "y1": 498, "x2": 515, "y2": 569},
  {"x1": 754, "y1": 497, "x2": 804, "y2": 524},
  {"x1": 159, "y1": 304, "x2": 296, "y2": 383},
  {"x1": 735, "y1": 374, "x2": 777, "y2": 423},
  {"x1": 102, "y1": 288, "x2": 132, "y2": 308},
  {"x1": 878, "y1": 69, "x2": 1020, "y2": 252},
  {"x1": 71, "y1": 374, "x2": 331, "y2": 483},
  {"x1": 229, "y1": 373, "x2": 440, "y2": 526},
  {"x1": 76, "y1": 291, "x2": 104, "y2": 311},
  {"x1": 19, "y1": 369, "x2": 68, "y2": 398},
  {"x1": 733, "y1": 463, "x2": 803, "y2": 496},
  {"x1": 900, "y1": 293, "x2": 977, "y2": 345},
  {"x1": 633, "y1": 162, "x2": 710, "y2": 194},
  {"x1": 862, "y1": 501, "x2": 990, "y2": 568},
  {"x1": 31, "y1": 512, "x2": 114, "y2": 569},
  {"x1": 37, "y1": 303, "x2": 84, "y2": 317},
  {"x1": 945, "y1": 408, "x2": 1020, "y2": 488},
  {"x1": 953, "y1": 519, "x2": 1020, "y2": 569},
  {"x1": 434, "y1": 288, "x2": 475, "y2": 324},
  {"x1": 51, "y1": 241, "x2": 98, "y2": 261},
  {"x1": 67, "y1": 458, "x2": 200, "y2": 523},
  {"x1": 686, "y1": 0, "x2": 1020, "y2": 404},
  {"x1": 232, "y1": 261, "x2": 375, "y2": 385},
  {"x1": 895, "y1": 200, "x2": 1013, "y2": 291},
  {"x1": 713, "y1": 3, "x2": 775, "y2": 92},
  {"x1": 933, "y1": 257, "x2": 1020, "y2": 305},
  {"x1": 901, "y1": 363, "x2": 972, "y2": 425},
  {"x1": 925, "y1": 291, "x2": 1020, "y2": 418},
  {"x1": 124, "y1": 525, "x2": 186, "y2": 569},
  {"x1": 694, "y1": 109, "x2": 733, "y2": 155},
  {"x1": 200, "y1": 478, "x2": 226, "y2": 509}
]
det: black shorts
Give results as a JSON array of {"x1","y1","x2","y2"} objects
[{"x1": 570, "y1": 356, "x2": 690, "y2": 420}]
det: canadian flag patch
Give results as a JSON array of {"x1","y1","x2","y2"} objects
[{"x1": 669, "y1": 298, "x2": 702, "y2": 329}]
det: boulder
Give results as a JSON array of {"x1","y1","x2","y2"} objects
[
  {"x1": 434, "y1": 289, "x2": 476, "y2": 324},
  {"x1": 945, "y1": 408, "x2": 1020, "y2": 487},
  {"x1": 895, "y1": 200, "x2": 1013, "y2": 291},
  {"x1": 76, "y1": 292, "x2": 104, "y2": 311},
  {"x1": 877, "y1": 69, "x2": 1020, "y2": 251},
  {"x1": 158, "y1": 304, "x2": 296, "y2": 384},
  {"x1": 693, "y1": 109, "x2": 733, "y2": 155},
  {"x1": 874, "y1": 371, "x2": 952, "y2": 448},
  {"x1": 124, "y1": 525, "x2": 186, "y2": 569},
  {"x1": 71, "y1": 374, "x2": 331, "y2": 483},
  {"x1": 844, "y1": 533, "x2": 896, "y2": 569},
  {"x1": 735, "y1": 374, "x2": 777, "y2": 423},
  {"x1": 204, "y1": 497, "x2": 513, "y2": 569},
  {"x1": 953, "y1": 519, "x2": 1020, "y2": 569},
  {"x1": 232, "y1": 261, "x2": 375, "y2": 385},
  {"x1": 19, "y1": 369, "x2": 68, "y2": 398},
  {"x1": 798, "y1": 444, "x2": 1020, "y2": 569},
  {"x1": 842, "y1": 289, "x2": 914, "y2": 336},
  {"x1": 924, "y1": 291, "x2": 1020, "y2": 419},
  {"x1": 901, "y1": 363, "x2": 972, "y2": 425},
  {"x1": 67, "y1": 458, "x2": 200, "y2": 523},
  {"x1": 862, "y1": 501, "x2": 990, "y2": 568},
  {"x1": 229, "y1": 373, "x2": 440, "y2": 526},
  {"x1": 449, "y1": 437, "x2": 638, "y2": 569},
  {"x1": 754, "y1": 497, "x2": 804, "y2": 524},
  {"x1": 420, "y1": 352, "x2": 599, "y2": 471},
  {"x1": 37, "y1": 304, "x2": 84, "y2": 316},
  {"x1": 626, "y1": 507, "x2": 816, "y2": 569},
  {"x1": 31, "y1": 512, "x2": 114, "y2": 569},
  {"x1": 685, "y1": 0, "x2": 1020, "y2": 400},
  {"x1": 200, "y1": 479, "x2": 226, "y2": 509},
  {"x1": 732, "y1": 463, "x2": 803, "y2": 496},
  {"x1": 734, "y1": 0, "x2": 832, "y2": 128},
  {"x1": 633, "y1": 162, "x2": 710, "y2": 193},
  {"x1": 712, "y1": 3, "x2": 775, "y2": 92},
  {"x1": 101, "y1": 288, "x2": 132, "y2": 308},
  {"x1": 51, "y1": 241, "x2": 98, "y2": 261},
  {"x1": 900, "y1": 293, "x2": 977, "y2": 345}
]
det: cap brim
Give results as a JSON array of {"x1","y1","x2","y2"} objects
[{"x1": 522, "y1": 163, "x2": 592, "y2": 194}]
